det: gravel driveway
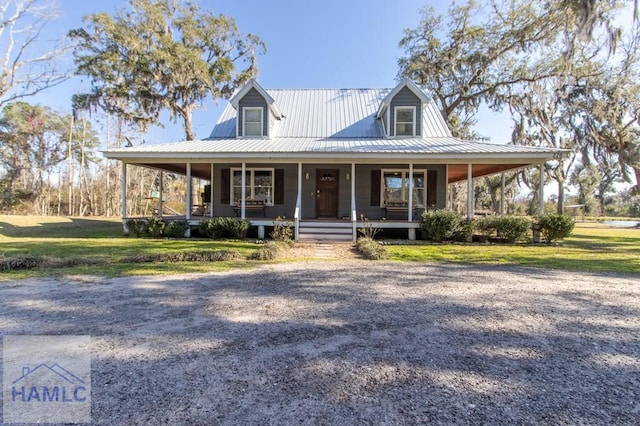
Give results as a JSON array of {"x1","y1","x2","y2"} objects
[{"x1": 1, "y1": 261, "x2": 639, "y2": 425}]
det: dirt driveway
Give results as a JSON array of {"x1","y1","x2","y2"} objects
[{"x1": 1, "y1": 261, "x2": 639, "y2": 425}]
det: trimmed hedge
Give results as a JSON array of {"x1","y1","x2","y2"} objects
[
  {"x1": 421, "y1": 210, "x2": 474, "y2": 242},
  {"x1": 535, "y1": 214, "x2": 575, "y2": 243},
  {"x1": 198, "y1": 217, "x2": 250, "y2": 239},
  {"x1": 476, "y1": 215, "x2": 531, "y2": 243}
]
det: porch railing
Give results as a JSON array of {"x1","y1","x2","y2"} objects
[{"x1": 294, "y1": 192, "x2": 301, "y2": 241}]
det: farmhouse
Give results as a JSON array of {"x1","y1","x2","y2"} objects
[{"x1": 103, "y1": 78, "x2": 560, "y2": 241}]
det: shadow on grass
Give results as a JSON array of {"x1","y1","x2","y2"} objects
[{"x1": 0, "y1": 217, "x2": 123, "y2": 238}]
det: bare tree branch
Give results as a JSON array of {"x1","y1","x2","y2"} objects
[{"x1": 0, "y1": 0, "x2": 71, "y2": 108}]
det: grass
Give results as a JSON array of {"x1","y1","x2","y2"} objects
[
  {"x1": 1, "y1": 215, "x2": 639, "y2": 278},
  {"x1": 386, "y1": 222, "x2": 640, "y2": 274},
  {"x1": 0, "y1": 215, "x2": 258, "y2": 279}
]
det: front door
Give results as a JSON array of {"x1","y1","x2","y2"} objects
[{"x1": 316, "y1": 169, "x2": 339, "y2": 218}]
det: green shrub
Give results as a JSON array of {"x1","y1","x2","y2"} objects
[
  {"x1": 164, "y1": 220, "x2": 188, "y2": 238},
  {"x1": 198, "y1": 219, "x2": 217, "y2": 239},
  {"x1": 356, "y1": 237, "x2": 388, "y2": 260},
  {"x1": 495, "y1": 216, "x2": 531, "y2": 243},
  {"x1": 126, "y1": 219, "x2": 149, "y2": 237},
  {"x1": 476, "y1": 216, "x2": 497, "y2": 242},
  {"x1": 197, "y1": 217, "x2": 250, "y2": 239},
  {"x1": 271, "y1": 216, "x2": 293, "y2": 242},
  {"x1": 219, "y1": 217, "x2": 250, "y2": 239},
  {"x1": 535, "y1": 214, "x2": 575, "y2": 243},
  {"x1": 453, "y1": 219, "x2": 476, "y2": 242},
  {"x1": 421, "y1": 210, "x2": 465, "y2": 242},
  {"x1": 147, "y1": 217, "x2": 165, "y2": 238}
]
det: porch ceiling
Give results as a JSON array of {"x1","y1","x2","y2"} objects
[
  {"x1": 447, "y1": 163, "x2": 528, "y2": 183},
  {"x1": 133, "y1": 161, "x2": 534, "y2": 183}
]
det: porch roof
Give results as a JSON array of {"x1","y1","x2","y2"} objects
[{"x1": 104, "y1": 136, "x2": 562, "y2": 161}]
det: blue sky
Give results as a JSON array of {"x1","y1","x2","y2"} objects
[{"x1": 38, "y1": 0, "x2": 510, "y2": 145}]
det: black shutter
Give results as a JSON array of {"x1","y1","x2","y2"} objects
[
  {"x1": 221, "y1": 169, "x2": 230, "y2": 204},
  {"x1": 274, "y1": 169, "x2": 284, "y2": 204},
  {"x1": 427, "y1": 170, "x2": 437, "y2": 207},
  {"x1": 370, "y1": 170, "x2": 380, "y2": 206}
]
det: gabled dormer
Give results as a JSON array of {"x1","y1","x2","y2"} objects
[
  {"x1": 229, "y1": 79, "x2": 283, "y2": 138},
  {"x1": 376, "y1": 78, "x2": 431, "y2": 138}
]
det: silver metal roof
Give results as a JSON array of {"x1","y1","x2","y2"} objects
[
  {"x1": 209, "y1": 88, "x2": 451, "y2": 139},
  {"x1": 104, "y1": 136, "x2": 559, "y2": 157},
  {"x1": 103, "y1": 82, "x2": 562, "y2": 162}
]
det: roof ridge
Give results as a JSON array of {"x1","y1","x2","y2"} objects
[{"x1": 265, "y1": 87, "x2": 392, "y2": 91}]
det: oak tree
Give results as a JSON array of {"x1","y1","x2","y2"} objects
[{"x1": 70, "y1": 0, "x2": 265, "y2": 141}]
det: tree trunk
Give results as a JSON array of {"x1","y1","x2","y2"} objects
[
  {"x1": 184, "y1": 107, "x2": 194, "y2": 141},
  {"x1": 557, "y1": 181, "x2": 565, "y2": 214},
  {"x1": 633, "y1": 166, "x2": 640, "y2": 196}
]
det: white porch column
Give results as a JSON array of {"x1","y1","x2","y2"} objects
[
  {"x1": 538, "y1": 163, "x2": 545, "y2": 214},
  {"x1": 467, "y1": 163, "x2": 474, "y2": 220},
  {"x1": 158, "y1": 171, "x2": 164, "y2": 218},
  {"x1": 351, "y1": 162, "x2": 357, "y2": 242},
  {"x1": 500, "y1": 172, "x2": 505, "y2": 215},
  {"x1": 445, "y1": 164, "x2": 449, "y2": 210},
  {"x1": 350, "y1": 163, "x2": 356, "y2": 215},
  {"x1": 296, "y1": 162, "x2": 302, "y2": 242},
  {"x1": 241, "y1": 162, "x2": 246, "y2": 219},
  {"x1": 186, "y1": 163, "x2": 192, "y2": 220},
  {"x1": 408, "y1": 163, "x2": 416, "y2": 240},
  {"x1": 121, "y1": 162, "x2": 128, "y2": 235},
  {"x1": 209, "y1": 163, "x2": 214, "y2": 217},
  {"x1": 297, "y1": 163, "x2": 303, "y2": 215},
  {"x1": 185, "y1": 163, "x2": 192, "y2": 237},
  {"x1": 408, "y1": 163, "x2": 414, "y2": 221}
]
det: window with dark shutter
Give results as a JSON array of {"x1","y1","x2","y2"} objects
[
  {"x1": 427, "y1": 170, "x2": 437, "y2": 208},
  {"x1": 274, "y1": 169, "x2": 284, "y2": 204},
  {"x1": 221, "y1": 169, "x2": 230, "y2": 204},
  {"x1": 370, "y1": 170, "x2": 380, "y2": 206}
]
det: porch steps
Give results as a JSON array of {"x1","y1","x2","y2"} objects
[{"x1": 298, "y1": 221, "x2": 354, "y2": 242}]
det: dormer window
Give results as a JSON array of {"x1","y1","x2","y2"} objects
[
  {"x1": 243, "y1": 107, "x2": 263, "y2": 137},
  {"x1": 395, "y1": 107, "x2": 416, "y2": 136}
]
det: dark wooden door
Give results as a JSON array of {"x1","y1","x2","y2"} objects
[{"x1": 316, "y1": 169, "x2": 339, "y2": 218}]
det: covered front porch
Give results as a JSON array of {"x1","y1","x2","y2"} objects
[{"x1": 118, "y1": 158, "x2": 547, "y2": 242}]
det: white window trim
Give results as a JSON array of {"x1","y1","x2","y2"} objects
[
  {"x1": 380, "y1": 169, "x2": 426, "y2": 208},
  {"x1": 394, "y1": 106, "x2": 416, "y2": 137},
  {"x1": 231, "y1": 167, "x2": 275, "y2": 205},
  {"x1": 242, "y1": 106, "x2": 264, "y2": 137}
]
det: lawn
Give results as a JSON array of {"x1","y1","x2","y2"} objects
[
  {"x1": 0, "y1": 215, "x2": 257, "y2": 279},
  {"x1": 386, "y1": 222, "x2": 640, "y2": 274},
  {"x1": 1, "y1": 215, "x2": 639, "y2": 278}
]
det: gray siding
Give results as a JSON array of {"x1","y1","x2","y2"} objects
[
  {"x1": 390, "y1": 87, "x2": 422, "y2": 137},
  {"x1": 210, "y1": 163, "x2": 446, "y2": 220},
  {"x1": 212, "y1": 163, "x2": 297, "y2": 218},
  {"x1": 355, "y1": 164, "x2": 446, "y2": 220},
  {"x1": 238, "y1": 88, "x2": 269, "y2": 137}
]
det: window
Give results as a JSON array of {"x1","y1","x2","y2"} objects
[
  {"x1": 394, "y1": 107, "x2": 415, "y2": 136},
  {"x1": 231, "y1": 168, "x2": 274, "y2": 204},
  {"x1": 381, "y1": 170, "x2": 425, "y2": 207},
  {"x1": 243, "y1": 107, "x2": 263, "y2": 136}
]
